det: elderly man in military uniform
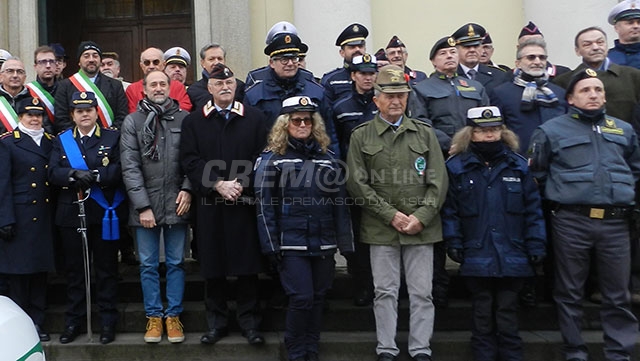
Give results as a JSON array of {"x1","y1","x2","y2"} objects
[
  {"x1": 453, "y1": 23, "x2": 508, "y2": 95},
  {"x1": 0, "y1": 97, "x2": 54, "y2": 342},
  {"x1": 347, "y1": 65, "x2": 448, "y2": 361},
  {"x1": 385, "y1": 35, "x2": 426, "y2": 88},
  {"x1": 180, "y1": 63, "x2": 267, "y2": 346},
  {"x1": 49, "y1": 91, "x2": 125, "y2": 345},
  {"x1": 530, "y1": 69, "x2": 640, "y2": 361},
  {"x1": 608, "y1": 0, "x2": 640, "y2": 69}
]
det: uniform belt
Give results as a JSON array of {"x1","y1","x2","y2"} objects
[{"x1": 558, "y1": 204, "x2": 630, "y2": 219}]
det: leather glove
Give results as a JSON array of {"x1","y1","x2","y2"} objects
[
  {"x1": 266, "y1": 252, "x2": 282, "y2": 273},
  {"x1": 72, "y1": 170, "x2": 96, "y2": 189},
  {"x1": 447, "y1": 248, "x2": 464, "y2": 264},
  {"x1": 0, "y1": 224, "x2": 16, "y2": 241},
  {"x1": 529, "y1": 254, "x2": 545, "y2": 265}
]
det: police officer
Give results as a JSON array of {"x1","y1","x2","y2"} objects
[
  {"x1": 321, "y1": 23, "x2": 369, "y2": 106},
  {"x1": 529, "y1": 69, "x2": 640, "y2": 361},
  {"x1": 49, "y1": 91, "x2": 124, "y2": 345},
  {"x1": 452, "y1": 23, "x2": 508, "y2": 94},
  {"x1": 332, "y1": 53, "x2": 378, "y2": 306},
  {"x1": 608, "y1": 0, "x2": 640, "y2": 69},
  {"x1": 0, "y1": 97, "x2": 54, "y2": 342}
]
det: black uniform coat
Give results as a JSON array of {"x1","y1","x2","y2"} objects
[
  {"x1": 53, "y1": 73, "x2": 128, "y2": 133},
  {"x1": 180, "y1": 100, "x2": 267, "y2": 278},
  {"x1": 0, "y1": 130, "x2": 55, "y2": 274},
  {"x1": 48, "y1": 126, "x2": 125, "y2": 227}
]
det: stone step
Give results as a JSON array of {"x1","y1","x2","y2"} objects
[
  {"x1": 41, "y1": 299, "x2": 631, "y2": 334},
  {"x1": 41, "y1": 331, "x2": 639, "y2": 361}
]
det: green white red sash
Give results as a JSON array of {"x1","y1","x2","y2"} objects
[
  {"x1": 69, "y1": 71, "x2": 114, "y2": 128},
  {"x1": 25, "y1": 81, "x2": 55, "y2": 123},
  {"x1": 0, "y1": 96, "x2": 19, "y2": 131}
]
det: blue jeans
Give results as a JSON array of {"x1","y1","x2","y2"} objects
[{"x1": 136, "y1": 225, "x2": 187, "y2": 317}]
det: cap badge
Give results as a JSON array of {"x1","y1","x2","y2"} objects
[
  {"x1": 482, "y1": 109, "x2": 494, "y2": 119},
  {"x1": 32, "y1": 98, "x2": 40, "y2": 105},
  {"x1": 363, "y1": 53, "x2": 371, "y2": 62},
  {"x1": 300, "y1": 97, "x2": 309, "y2": 106},
  {"x1": 176, "y1": 49, "x2": 181, "y2": 56},
  {"x1": 353, "y1": 25, "x2": 359, "y2": 32},
  {"x1": 447, "y1": 37, "x2": 457, "y2": 46},
  {"x1": 467, "y1": 24, "x2": 475, "y2": 37},
  {"x1": 80, "y1": 92, "x2": 87, "y2": 99},
  {"x1": 585, "y1": 68, "x2": 598, "y2": 77},
  {"x1": 284, "y1": 35, "x2": 292, "y2": 44},
  {"x1": 223, "y1": 68, "x2": 231, "y2": 77},
  {"x1": 388, "y1": 69, "x2": 404, "y2": 82}
]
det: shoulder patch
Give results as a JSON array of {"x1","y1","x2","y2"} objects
[
  {"x1": 0, "y1": 131, "x2": 12, "y2": 139},
  {"x1": 44, "y1": 132, "x2": 53, "y2": 140},
  {"x1": 486, "y1": 64, "x2": 507, "y2": 72},
  {"x1": 203, "y1": 100, "x2": 215, "y2": 117},
  {"x1": 231, "y1": 101, "x2": 245, "y2": 117}
]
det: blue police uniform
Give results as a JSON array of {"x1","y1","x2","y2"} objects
[
  {"x1": 246, "y1": 66, "x2": 316, "y2": 88},
  {"x1": 321, "y1": 66, "x2": 352, "y2": 107},
  {"x1": 255, "y1": 138, "x2": 354, "y2": 361},
  {"x1": 530, "y1": 108, "x2": 640, "y2": 361},
  {"x1": 332, "y1": 89, "x2": 376, "y2": 160},
  {"x1": 609, "y1": 40, "x2": 640, "y2": 69}
]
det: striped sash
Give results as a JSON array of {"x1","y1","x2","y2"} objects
[
  {"x1": 25, "y1": 81, "x2": 55, "y2": 123},
  {"x1": 69, "y1": 71, "x2": 114, "y2": 128},
  {"x1": 0, "y1": 97, "x2": 19, "y2": 131}
]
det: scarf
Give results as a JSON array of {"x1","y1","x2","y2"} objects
[
  {"x1": 138, "y1": 97, "x2": 173, "y2": 161},
  {"x1": 18, "y1": 123, "x2": 45, "y2": 146},
  {"x1": 513, "y1": 68, "x2": 559, "y2": 112},
  {"x1": 470, "y1": 140, "x2": 506, "y2": 165},
  {"x1": 571, "y1": 106, "x2": 606, "y2": 124}
]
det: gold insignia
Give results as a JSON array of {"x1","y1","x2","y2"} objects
[
  {"x1": 606, "y1": 118, "x2": 616, "y2": 128},
  {"x1": 353, "y1": 25, "x2": 359, "y2": 32},
  {"x1": 32, "y1": 98, "x2": 39, "y2": 105},
  {"x1": 300, "y1": 97, "x2": 309, "y2": 106},
  {"x1": 585, "y1": 68, "x2": 597, "y2": 77},
  {"x1": 176, "y1": 49, "x2": 181, "y2": 56},
  {"x1": 284, "y1": 35, "x2": 291, "y2": 44},
  {"x1": 447, "y1": 37, "x2": 457, "y2": 46},
  {"x1": 80, "y1": 92, "x2": 87, "y2": 99},
  {"x1": 387, "y1": 69, "x2": 405, "y2": 82},
  {"x1": 482, "y1": 109, "x2": 494, "y2": 119},
  {"x1": 363, "y1": 54, "x2": 371, "y2": 62},
  {"x1": 467, "y1": 24, "x2": 475, "y2": 37},
  {"x1": 102, "y1": 156, "x2": 109, "y2": 167}
]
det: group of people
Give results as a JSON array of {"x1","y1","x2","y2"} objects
[{"x1": 1, "y1": 1, "x2": 640, "y2": 360}]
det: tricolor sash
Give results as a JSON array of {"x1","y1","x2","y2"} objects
[
  {"x1": 69, "y1": 71, "x2": 114, "y2": 128},
  {"x1": 26, "y1": 81, "x2": 55, "y2": 123},
  {"x1": 0, "y1": 97, "x2": 19, "y2": 131},
  {"x1": 59, "y1": 130, "x2": 124, "y2": 240}
]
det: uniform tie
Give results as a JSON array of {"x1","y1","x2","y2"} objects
[
  {"x1": 219, "y1": 109, "x2": 229, "y2": 119},
  {"x1": 467, "y1": 68, "x2": 477, "y2": 80}
]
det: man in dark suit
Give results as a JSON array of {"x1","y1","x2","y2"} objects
[
  {"x1": 453, "y1": 23, "x2": 509, "y2": 95},
  {"x1": 49, "y1": 91, "x2": 124, "y2": 345},
  {"x1": 52, "y1": 41, "x2": 128, "y2": 133}
]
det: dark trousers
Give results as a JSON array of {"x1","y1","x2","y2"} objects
[
  {"x1": 8, "y1": 272, "x2": 48, "y2": 326},
  {"x1": 432, "y1": 241, "x2": 449, "y2": 296},
  {"x1": 348, "y1": 206, "x2": 372, "y2": 294},
  {"x1": 0, "y1": 273, "x2": 8, "y2": 296},
  {"x1": 280, "y1": 255, "x2": 335, "y2": 360},
  {"x1": 204, "y1": 275, "x2": 260, "y2": 331},
  {"x1": 466, "y1": 277, "x2": 524, "y2": 361},
  {"x1": 59, "y1": 226, "x2": 119, "y2": 328},
  {"x1": 552, "y1": 209, "x2": 638, "y2": 361}
]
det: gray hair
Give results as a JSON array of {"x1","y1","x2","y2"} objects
[
  {"x1": 199, "y1": 43, "x2": 226, "y2": 60},
  {"x1": 516, "y1": 37, "x2": 547, "y2": 59},
  {"x1": 0, "y1": 57, "x2": 22, "y2": 71}
]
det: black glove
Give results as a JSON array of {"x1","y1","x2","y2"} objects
[
  {"x1": 267, "y1": 252, "x2": 282, "y2": 273},
  {"x1": 447, "y1": 248, "x2": 464, "y2": 264},
  {"x1": 72, "y1": 170, "x2": 96, "y2": 189},
  {"x1": 529, "y1": 254, "x2": 544, "y2": 265},
  {"x1": 0, "y1": 224, "x2": 16, "y2": 241}
]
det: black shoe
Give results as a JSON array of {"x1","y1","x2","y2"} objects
[
  {"x1": 35, "y1": 324, "x2": 50, "y2": 342},
  {"x1": 200, "y1": 328, "x2": 228, "y2": 344},
  {"x1": 432, "y1": 292, "x2": 449, "y2": 309},
  {"x1": 377, "y1": 352, "x2": 396, "y2": 361},
  {"x1": 59, "y1": 325, "x2": 81, "y2": 344},
  {"x1": 413, "y1": 353, "x2": 431, "y2": 361},
  {"x1": 120, "y1": 249, "x2": 138, "y2": 265},
  {"x1": 519, "y1": 285, "x2": 537, "y2": 308},
  {"x1": 100, "y1": 325, "x2": 116, "y2": 344},
  {"x1": 354, "y1": 287, "x2": 373, "y2": 307},
  {"x1": 242, "y1": 329, "x2": 265, "y2": 345}
]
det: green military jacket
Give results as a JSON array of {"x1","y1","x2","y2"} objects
[{"x1": 346, "y1": 114, "x2": 448, "y2": 245}]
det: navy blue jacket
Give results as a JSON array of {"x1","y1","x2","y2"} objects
[
  {"x1": 609, "y1": 40, "x2": 640, "y2": 69},
  {"x1": 254, "y1": 138, "x2": 354, "y2": 257},
  {"x1": 332, "y1": 89, "x2": 377, "y2": 160},
  {"x1": 490, "y1": 81, "x2": 567, "y2": 154},
  {"x1": 442, "y1": 148, "x2": 546, "y2": 278},
  {"x1": 321, "y1": 65, "x2": 351, "y2": 107}
]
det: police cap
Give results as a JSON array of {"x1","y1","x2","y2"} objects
[
  {"x1": 351, "y1": 54, "x2": 377, "y2": 73},
  {"x1": 265, "y1": 21, "x2": 298, "y2": 44},
  {"x1": 70, "y1": 91, "x2": 97, "y2": 109},
  {"x1": 164, "y1": 47, "x2": 191, "y2": 66},
  {"x1": 17, "y1": 97, "x2": 45, "y2": 116},
  {"x1": 49, "y1": 43, "x2": 67, "y2": 60},
  {"x1": 281, "y1": 96, "x2": 318, "y2": 114},
  {"x1": 608, "y1": 0, "x2": 640, "y2": 24},
  {"x1": 264, "y1": 33, "x2": 303, "y2": 57},
  {"x1": 0, "y1": 49, "x2": 11, "y2": 63},
  {"x1": 452, "y1": 23, "x2": 486, "y2": 46},
  {"x1": 335, "y1": 23, "x2": 369, "y2": 47},
  {"x1": 466, "y1": 106, "x2": 503, "y2": 128}
]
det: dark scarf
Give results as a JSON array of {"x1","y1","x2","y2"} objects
[
  {"x1": 288, "y1": 136, "x2": 320, "y2": 157},
  {"x1": 513, "y1": 68, "x2": 559, "y2": 112},
  {"x1": 470, "y1": 141, "x2": 506, "y2": 165},
  {"x1": 570, "y1": 106, "x2": 606, "y2": 124},
  {"x1": 139, "y1": 97, "x2": 173, "y2": 161}
]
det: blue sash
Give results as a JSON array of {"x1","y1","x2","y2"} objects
[{"x1": 59, "y1": 130, "x2": 124, "y2": 240}]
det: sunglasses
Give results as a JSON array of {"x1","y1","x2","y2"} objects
[
  {"x1": 290, "y1": 117, "x2": 312, "y2": 126},
  {"x1": 142, "y1": 59, "x2": 161, "y2": 66},
  {"x1": 520, "y1": 54, "x2": 548, "y2": 61}
]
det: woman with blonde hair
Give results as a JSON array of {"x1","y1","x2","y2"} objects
[
  {"x1": 255, "y1": 96, "x2": 354, "y2": 361},
  {"x1": 442, "y1": 106, "x2": 546, "y2": 361}
]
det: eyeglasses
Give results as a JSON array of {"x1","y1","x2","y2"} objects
[
  {"x1": 520, "y1": 54, "x2": 548, "y2": 61},
  {"x1": 290, "y1": 117, "x2": 312, "y2": 126},
  {"x1": 36, "y1": 59, "x2": 56, "y2": 66},
  {"x1": 273, "y1": 56, "x2": 300, "y2": 65},
  {"x1": 142, "y1": 59, "x2": 161, "y2": 66},
  {"x1": 55, "y1": 58, "x2": 65, "y2": 65},
  {"x1": 2, "y1": 68, "x2": 26, "y2": 75},
  {"x1": 473, "y1": 127, "x2": 502, "y2": 134}
]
